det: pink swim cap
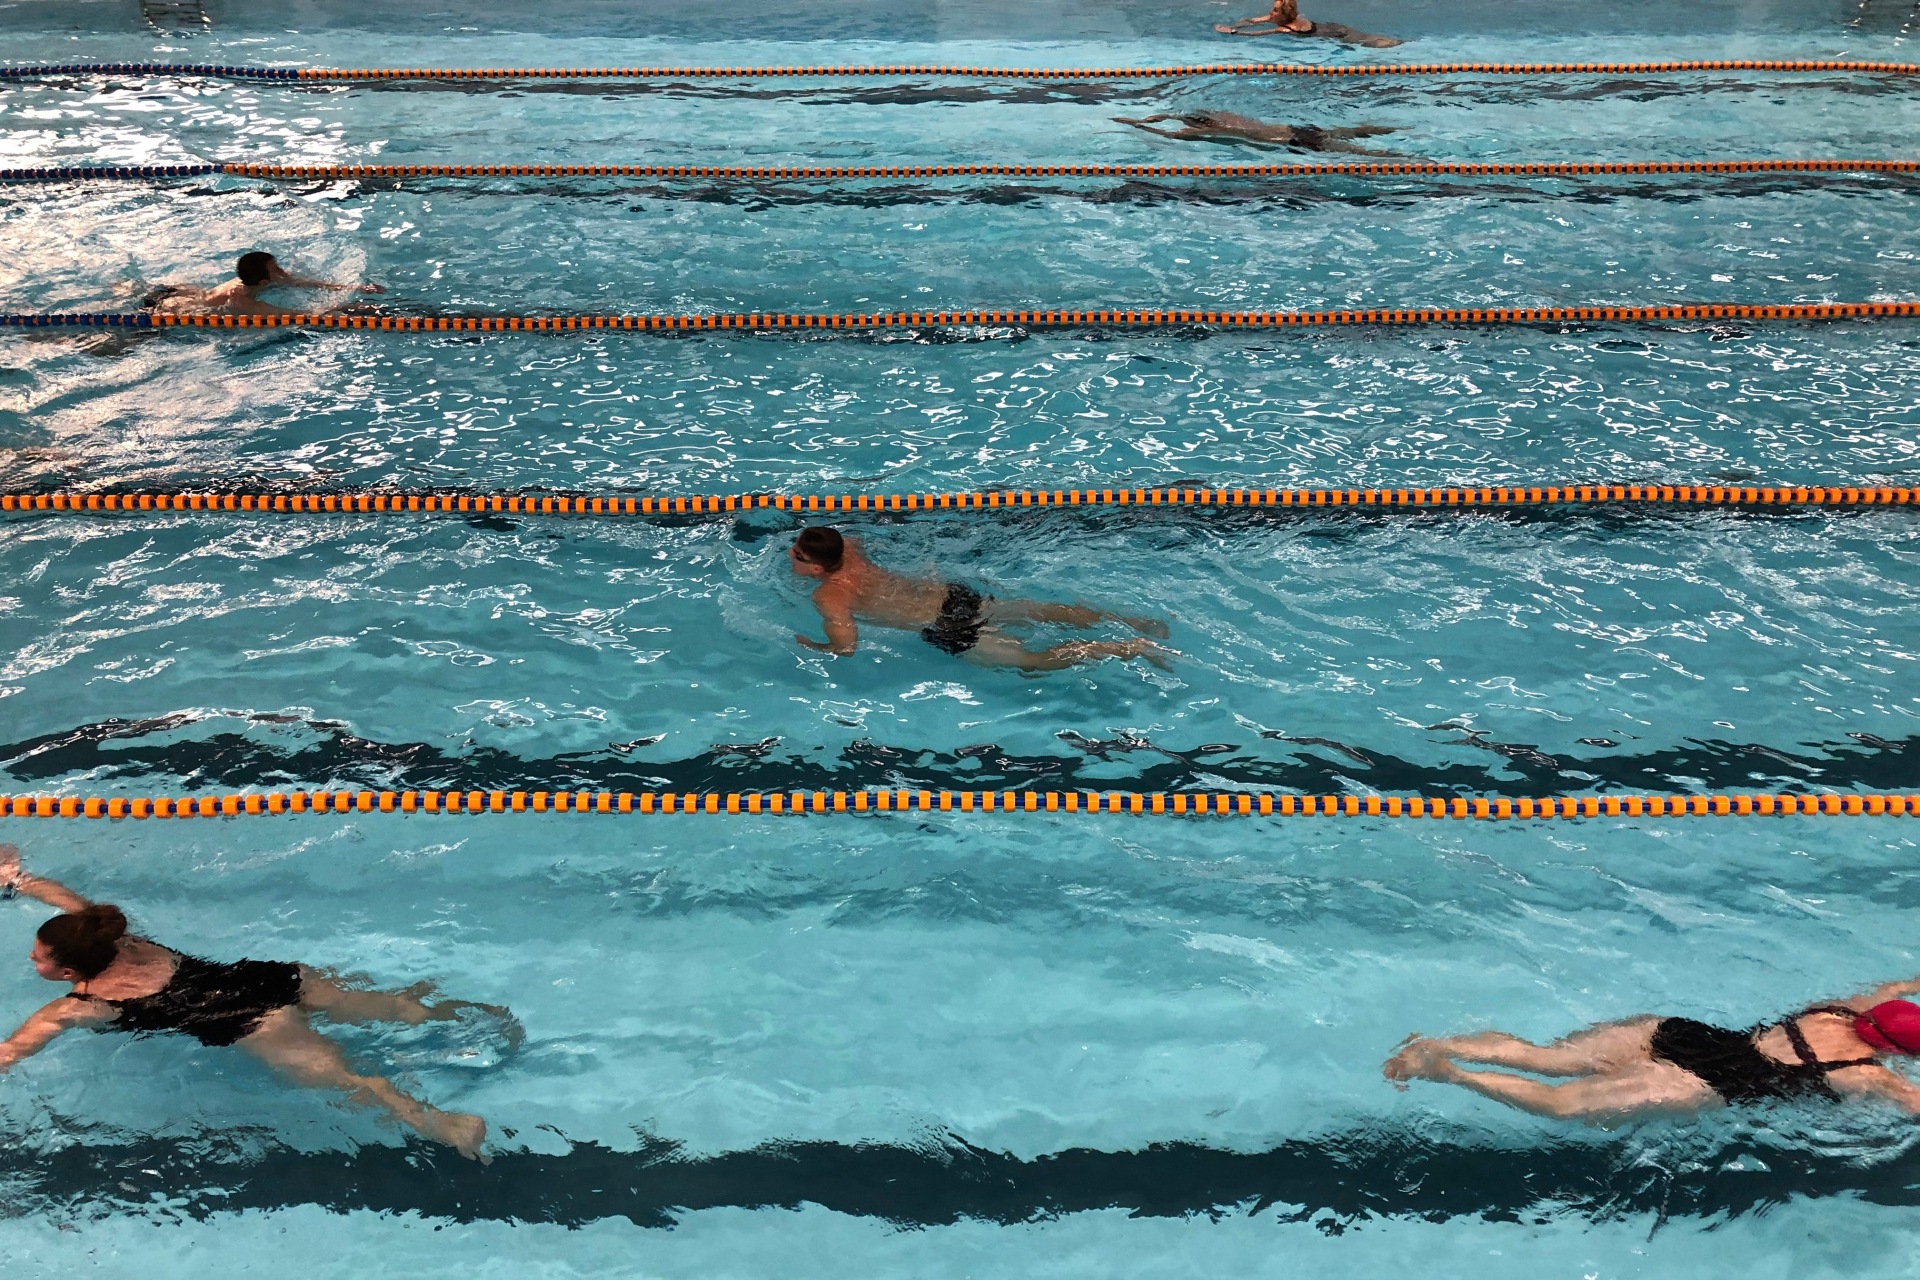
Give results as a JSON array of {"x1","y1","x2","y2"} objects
[{"x1": 1855, "y1": 1000, "x2": 1920, "y2": 1055}]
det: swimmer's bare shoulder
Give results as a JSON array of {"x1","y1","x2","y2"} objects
[
  {"x1": 812, "y1": 575, "x2": 857, "y2": 611},
  {"x1": 151, "y1": 290, "x2": 295, "y2": 318}
]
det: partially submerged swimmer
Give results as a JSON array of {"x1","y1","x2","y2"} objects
[
  {"x1": 788, "y1": 527, "x2": 1173, "y2": 671},
  {"x1": 1215, "y1": 0, "x2": 1401, "y2": 46},
  {"x1": 1384, "y1": 977, "x2": 1920, "y2": 1123},
  {"x1": 143, "y1": 250, "x2": 385, "y2": 317},
  {"x1": 0, "y1": 844, "x2": 503, "y2": 1159},
  {"x1": 1114, "y1": 111, "x2": 1403, "y2": 156}
]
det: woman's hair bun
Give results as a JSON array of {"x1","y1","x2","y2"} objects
[
  {"x1": 76, "y1": 903, "x2": 127, "y2": 942},
  {"x1": 37, "y1": 903, "x2": 129, "y2": 979}
]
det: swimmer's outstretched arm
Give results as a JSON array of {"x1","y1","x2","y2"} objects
[
  {"x1": 1846, "y1": 1067, "x2": 1920, "y2": 1112},
  {"x1": 1214, "y1": 19, "x2": 1285, "y2": 34},
  {"x1": 1114, "y1": 116, "x2": 1195, "y2": 139},
  {"x1": 275, "y1": 269, "x2": 386, "y2": 295},
  {"x1": 0, "y1": 845, "x2": 88, "y2": 913},
  {"x1": 0, "y1": 997, "x2": 109, "y2": 1072},
  {"x1": 1837, "y1": 976, "x2": 1920, "y2": 1012},
  {"x1": 796, "y1": 590, "x2": 858, "y2": 656}
]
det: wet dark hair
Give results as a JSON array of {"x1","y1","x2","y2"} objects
[
  {"x1": 37, "y1": 904, "x2": 128, "y2": 980},
  {"x1": 235, "y1": 251, "x2": 278, "y2": 286},
  {"x1": 793, "y1": 527, "x2": 844, "y2": 571}
]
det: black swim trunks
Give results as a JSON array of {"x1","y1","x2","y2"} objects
[{"x1": 921, "y1": 584, "x2": 990, "y2": 655}]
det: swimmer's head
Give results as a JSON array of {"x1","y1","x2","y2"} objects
[
  {"x1": 34, "y1": 903, "x2": 128, "y2": 982},
  {"x1": 1268, "y1": 0, "x2": 1300, "y2": 22},
  {"x1": 1855, "y1": 1000, "x2": 1920, "y2": 1055},
  {"x1": 789, "y1": 526, "x2": 844, "y2": 577},
  {"x1": 236, "y1": 251, "x2": 280, "y2": 287}
]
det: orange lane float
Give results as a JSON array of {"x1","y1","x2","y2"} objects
[
  {"x1": 0, "y1": 790, "x2": 1909, "y2": 820},
  {"x1": 3, "y1": 484, "x2": 1914, "y2": 520}
]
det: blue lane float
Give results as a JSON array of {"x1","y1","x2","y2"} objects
[
  {"x1": 0, "y1": 64, "x2": 298, "y2": 79},
  {"x1": 0, "y1": 165, "x2": 222, "y2": 181}
]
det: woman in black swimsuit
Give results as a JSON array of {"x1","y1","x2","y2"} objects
[
  {"x1": 1215, "y1": 0, "x2": 1401, "y2": 47},
  {"x1": 0, "y1": 845, "x2": 502, "y2": 1159},
  {"x1": 1383, "y1": 981, "x2": 1920, "y2": 1121}
]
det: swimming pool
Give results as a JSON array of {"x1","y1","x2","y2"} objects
[{"x1": 3, "y1": 0, "x2": 1920, "y2": 1275}]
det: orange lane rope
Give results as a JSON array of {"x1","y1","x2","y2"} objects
[
  {"x1": 0, "y1": 789, "x2": 1911, "y2": 821},
  {"x1": 7, "y1": 60, "x2": 1919, "y2": 82},
  {"x1": 4, "y1": 484, "x2": 1914, "y2": 520},
  {"x1": 8, "y1": 300, "x2": 1919, "y2": 335}
]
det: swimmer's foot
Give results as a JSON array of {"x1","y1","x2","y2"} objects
[
  {"x1": 423, "y1": 1108, "x2": 489, "y2": 1162},
  {"x1": 1121, "y1": 614, "x2": 1172, "y2": 640},
  {"x1": 423, "y1": 998, "x2": 511, "y2": 1023},
  {"x1": 1121, "y1": 639, "x2": 1177, "y2": 671},
  {"x1": 442, "y1": 1000, "x2": 526, "y2": 1053},
  {"x1": 1383, "y1": 1034, "x2": 1455, "y2": 1084}
]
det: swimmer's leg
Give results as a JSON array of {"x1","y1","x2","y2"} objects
[
  {"x1": 239, "y1": 1006, "x2": 488, "y2": 1159},
  {"x1": 1410, "y1": 1058, "x2": 1717, "y2": 1123},
  {"x1": 1412, "y1": 1018, "x2": 1663, "y2": 1077},
  {"x1": 964, "y1": 632, "x2": 1174, "y2": 672},
  {"x1": 298, "y1": 967, "x2": 510, "y2": 1028},
  {"x1": 1325, "y1": 126, "x2": 1397, "y2": 139},
  {"x1": 1318, "y1": 142, "x2": 1413, "y2": 159},
  {"x1": 987, "y1": 599, "x2": 1171, "y2": 638}
]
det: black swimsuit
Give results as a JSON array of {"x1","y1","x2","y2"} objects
[
  {"x1": 1650, "y1": 1006, "x2": 1880, "y2": 1103},
  {"x1": 921, "y1": 584, "x2": 990, "y2": 655},
  {"x1": 1293, "y1": 21, "x2": 1399, "y2": 47},
  {"x1": 73, "y1": 948, "x2": 304, "y2": 1048}
]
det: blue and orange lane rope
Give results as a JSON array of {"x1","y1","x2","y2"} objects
[
  {"x1": 5, "y1": 301, "x2": 1919, "y2": 334},
  {"x1": 7, "y1": 159, "x2": 1920, "y2": 183},
  {"x1": 1, "y1": 60, "x2": 1917, "y2": 81},
  {"x1": 0, "y1": 789, "x2": 1913, "y2": 821},
  {"x1": 3, "y1": 484, "x2": 1913, "y2": 519}
]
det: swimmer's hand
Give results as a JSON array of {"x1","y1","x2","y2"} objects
[
  {"x1": 795, "y1": 633, "x2": 839, "y2": 654},
  {"x1": 357, "y1": 283, "x2": 387, "y2": 295},
  {"x1": 0, "y1": 844, "x2": 19, "y2": 884}
]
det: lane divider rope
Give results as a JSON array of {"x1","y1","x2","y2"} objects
[
  {"x1": 7, "y1": 159, "x2": 1920, "y2": 184},
  {"x1": 2, "y1": 61, "x2": 1916, "y2": 82},
  {"x1": 6, "y1": 301, "x2": 1917, "y2": 334},
  {"x1": 4, "y1": 484, "x2": 1913, "y2": 519},
  {"x1": 1, "y1": 790, "x2": 1912, "y2": 821}
]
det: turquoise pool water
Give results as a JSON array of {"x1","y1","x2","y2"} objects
[{"x1": 3, "y1": 1, "x2": 1920, "y2": 1277}]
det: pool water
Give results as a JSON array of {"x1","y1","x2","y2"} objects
[{"x1": 3, "y1": 1, "x2": 1920, "y2": 1277}]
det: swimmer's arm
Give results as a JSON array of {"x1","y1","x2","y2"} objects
[
  {"x1": 229, "y1": 298, "x2": 305, "y2": 318},
  {"x1": 1838, "y1": 1065, "x2": 1920, "y2": 1113},
  {"x1": 1215, "y1": 19, "x2": 1283, "y2": 34},
  {"x1": 1114, "y1": 117, "x2": 1190, "y2": 138},
  {"x1": 797, "y1": 592, "x2": 859, "y2": 656},
  {"x1": 0, "y1": 846, "x2": 89, "y2": 913},
  {"x1": 1839, "y1": 977, "x2": 1920, "y2": 1011},
  {"x1": 278, "y1": 271, "x2": 387, "y2": 294},
  {"x1": 0, "y1": 999, "x2": 105, "y2": 1072}
]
